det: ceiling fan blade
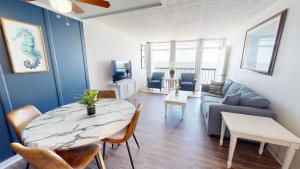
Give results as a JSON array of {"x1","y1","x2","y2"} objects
[
  {"x1": 72, "y1": 1, "x2": 85, "y2": 14},
  {"x1": 79, "y1": 0, "x2": 110, "y2": 8}
]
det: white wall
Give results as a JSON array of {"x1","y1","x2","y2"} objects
[
  {"x1": 226, "y1": 0, "x2": 300, "y2": 168},
  {"x1": 83, "y1": 19, "x2": 146, "y2": 90}
]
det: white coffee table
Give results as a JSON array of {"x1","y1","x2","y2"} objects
[
  {"x1": 220, "y1": 112, "x2": 300, "y2": 169},
  {"x1": 164, "y1": 91, "x2": 188, "y2": 119}
]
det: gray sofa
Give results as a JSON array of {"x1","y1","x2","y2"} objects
[{"x1": 201, "y1": 79, "x2": 276, "y2": 136}]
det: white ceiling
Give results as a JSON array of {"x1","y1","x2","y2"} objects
[
  {"x1": 29, "y1": 0, "x2": 280, "y2": 41},
  {"x1": 95, "y1": 0, "x2": 280, "y2": 41}
]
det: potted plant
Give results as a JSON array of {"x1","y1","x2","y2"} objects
[{"x1": 77, "y1": 89, "x2": 100, "y2": 116}]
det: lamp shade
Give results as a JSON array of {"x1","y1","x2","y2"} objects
[
  {"x1": 124, "y1": 63, "x2": 129, "y2": 68},
  {"x1": 169, "y1": 63, "x2": 176, "y2": 69}
]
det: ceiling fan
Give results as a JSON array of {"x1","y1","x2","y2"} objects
[{"x1": 23, "y1": 0, "x2": 111, "y2": 14}]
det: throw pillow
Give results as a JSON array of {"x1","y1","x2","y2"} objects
[
  {"x1": 222, "y1": 93, "x2": 241, "y2": 106},
  {"x1": 225, "y1": 82, "x2": 242, "y2": 96},
  {"x1": 222, "y1": 79, "x2": 234, "y2": 96},
  {"x1": 208, "y1": 82, "x2": 224, "y2": 95}
]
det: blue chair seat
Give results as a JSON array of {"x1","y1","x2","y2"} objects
[
  {"x1": 149, "y1": 80, "x2": 161, "y2": 84},
  {"x1": 180, "y1": 82, "x2": 193, "y2": 86}
]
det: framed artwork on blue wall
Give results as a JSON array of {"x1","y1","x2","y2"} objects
[{"x1": 0, "y1": 17, "x2": 49, "y2": 73}]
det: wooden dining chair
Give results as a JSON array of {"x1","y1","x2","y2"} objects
[
  {"x1": 11, "y1": 143, "x2": 106, "y2": 169},
  {"x1": 7, "y1": 105, "x2": 42, "y2": 144},
  {"x1": 7, "y1": 105, "x2": 42, "y2": 169},
  {"x1": 97, "y1": 90, "x2": 117, "y2": 99},
  {"x1": 102, "y1": 104, "x2": 142, "y2": 169}
]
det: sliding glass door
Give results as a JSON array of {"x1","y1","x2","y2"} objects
[
  {"x1": 175, "y1": 41, "x2": 197, "y2": 78},
  {"x1": 151, "y1": 42, "x2": 171, "y2": 76},
  {"x1": 200, "y1": 39, "x2": 226, "y2": 84},
  {"x1": 148, "y1": 39, "x2": 226, "y2": 88}
]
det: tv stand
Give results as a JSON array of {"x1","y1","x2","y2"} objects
[{"x1": 112, "y1": 79, "x2": 136, "y2": 99}]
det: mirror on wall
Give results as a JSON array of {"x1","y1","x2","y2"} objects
[{"x1": 240, "y1": 9, "x2": 287, "y2": 75}]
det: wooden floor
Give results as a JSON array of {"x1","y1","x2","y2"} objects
[{"x1": 6, "y1": 92, "x2": 280, "y2": 169}]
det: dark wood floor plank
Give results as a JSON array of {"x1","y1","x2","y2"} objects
[{"x1": 6, "y1": 92, "x2": 280, "y2": 169}]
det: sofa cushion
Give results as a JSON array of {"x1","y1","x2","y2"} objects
[
  {"x1": 202, "y1": 95, "x2": 223, "y2": 103},
  {"x1": 238, "y1": 86, "x2": 253, "y2": 94},
  {"x1": 222, "y1": 79, "x2": 234, "y2": 96},
  {"x1": 238, "y1": 87, "x2": 271, "y2": 109},
  {"x1": 202, "y1": 101, "x2": 221, "y2": 119},
  {"x1": 201, "y1": 92, "x2": 223, "y2": 99},
  {"x1": 226, "y1": 82, "x2": 242, "y2": 95},
  {"x1": 222, "y1": 93, "x2": 241, "y2": 106},
  {"x1": 208, "y1": 82, "x2": 223, "y2": 95},
  {"x1": 202, "y1": 101, "x2": 210, "y2": 119}
]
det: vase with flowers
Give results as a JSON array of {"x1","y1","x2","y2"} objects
[{"x1": 169, "y1": 63, "x2": 176, "y2": 78}]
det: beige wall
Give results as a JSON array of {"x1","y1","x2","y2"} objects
[
  {"x1": 83, "y1": 19, "x2": 146, "y2": 90},
  {"x1": 226, "y1": 0, "x2": 300, "y2": 168}
]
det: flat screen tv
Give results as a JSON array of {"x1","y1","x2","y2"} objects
[{"x1": 111, "y1": 60, "x2": 132, "y2": 82}]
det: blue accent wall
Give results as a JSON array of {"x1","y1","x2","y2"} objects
[
  {"x1": 0, "y1": 99, "x2": 13, "y2": 161},
  {"x1": 45, "y1": 11, "x2": 89, "y2": 104},
  {"x1": 0, "y1": 0, "x2": 89, "y2": 162}
]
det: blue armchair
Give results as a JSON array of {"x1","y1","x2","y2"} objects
[
  {"x1": 179, "y1": 73, "x2": 197, "y2": 93},
  {"x1": 147, "y1": 72, "x2": 165, "y2": 91}
]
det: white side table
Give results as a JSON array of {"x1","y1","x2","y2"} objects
[
  {"x1": 165, "y1": 78, "x2": 178, "y2": 92},
  {"x1": 220, "y1": 112, "x2": 300, "y2": 169}
]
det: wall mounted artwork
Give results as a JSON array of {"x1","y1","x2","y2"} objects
[
  {"x1": 0, "y1": 17, "x2": 48, "y2": 73},
  {"x1": 240, "y1": 9, "x2": 287, "y2": 75}
]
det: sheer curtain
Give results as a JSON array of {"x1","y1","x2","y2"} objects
[
  {"x1": 146, "y1": 42, "x2": 152, "y2": 77},
  {"x1": 170, "y1": 40, "x2": 176, "y2": 65},
  {"x1": 218, "y1": 46, "x2": 229, "y2": 81},
  {"x1": 194, "y1": 39, "x2": 203, "y2": 90},
  {"x1": 201, "y1": 39, "x2": 227, "y2": 82}
]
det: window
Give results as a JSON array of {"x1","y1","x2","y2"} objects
[
  {"x1": 175, "y1": 41, "x2": 197, "y2": 69},
  {"x1": 200, "y1": 39, "x2": 226, "y2": 83},
  {"x1": 151, "y1": 42, "x2": 171, "y2": 69},
  {"x1": 141, "y1": 44, "x2": 146, "y2": 69},
  {"x1": 202, "y1": 40, "x2": 225, "y2": 69},
  {"x1": 149, "y1": 40, "x2": 226, "y2": 83}
]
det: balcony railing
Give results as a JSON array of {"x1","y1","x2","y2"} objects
[{"x1": 154, "y1": 67, "x2": 216, "y2": 85}]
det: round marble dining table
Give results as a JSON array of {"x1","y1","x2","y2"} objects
[{"x1": 22, "y1": 99, "x2": 135, "y2": 150}]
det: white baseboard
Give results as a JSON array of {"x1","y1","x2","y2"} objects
[{"x1": 0, "y1": 155, "x2": 22, "y2": 169}]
